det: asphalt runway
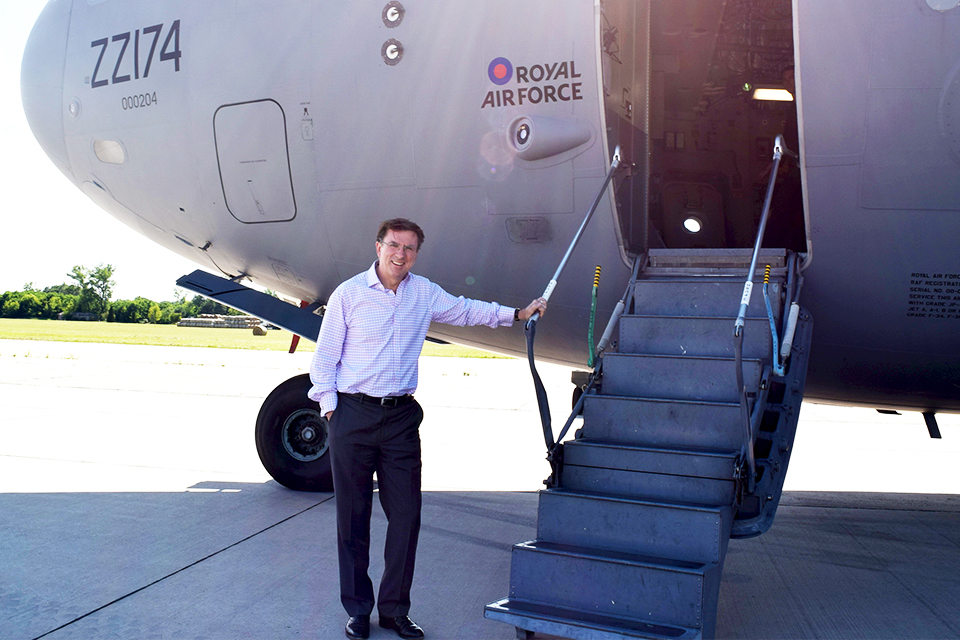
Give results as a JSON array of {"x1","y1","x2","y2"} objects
[{"x1": 1, "y1": 339, "x2": 959, "y2": 640}]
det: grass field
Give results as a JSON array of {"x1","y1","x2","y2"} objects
[{"x1": 0, "y1": 318, "x2": 507, "y2": 357}]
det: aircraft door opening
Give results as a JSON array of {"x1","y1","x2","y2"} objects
[
  {"x1": 601, "y1": 0, "x2": 806, "y2": 254},
  {"x1": 214, "y1": 99, "x2": 297, "y2": 224}
]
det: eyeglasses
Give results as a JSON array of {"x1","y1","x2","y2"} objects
[{"x1": 379, "y1": 241, "x2": 418, "y2": 254}]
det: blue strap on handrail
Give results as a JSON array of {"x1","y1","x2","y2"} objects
[{"x1": 762, "y1": 270, "x2": 786, "y2": 377}]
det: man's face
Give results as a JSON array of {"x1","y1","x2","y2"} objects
[{"x1": 376, "y1": 229, "x2": 419, "y2": 285}]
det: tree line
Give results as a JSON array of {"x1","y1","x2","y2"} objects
[{"x1": 1, "y1": 263, "x2": 241, "y2": 324}]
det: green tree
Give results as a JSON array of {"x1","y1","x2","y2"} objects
[
  {"x1": 107, "y1": 297, "x2": 159, "y2": 323},
  {"x1": 68, "y1": 264, "x2": 115, "y2": 319},
  {"x1": 190, "y1": 295, "x2": 240, "y2": 316},
  {"x1": 147, "y1": 303, "x2": 161, "y2": 324},
  {"x1": 0, "y1": 288, "x2": 73, "y2": 318},
  {"x1": 2, "y1": 299, "x2": 19, "y2": 318},
  {"x1": 44, "y1": 293, "x2": 77, "y2": 319},
  {"x1": 109, "y1": 300, "x2": 133, "y2": 323},
  {"x1": 44, "y1": 283, "x2": 82, "y2": 296},
  {"x1": 133, "y1": 297, "x2": 153, "y2": 322},
  {"x1": 157, "y1": 301, "x2": 184, "y2": 324},
  {"x1": 0, "y1": 292, "x2": 42, "y2": 318},
  {"x1": 75, "y1": 289, "x2": 100, "y2": 316}
]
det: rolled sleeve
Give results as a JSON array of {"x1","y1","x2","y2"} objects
[
  {"x1": 308, "y1": 288, "x2": 346, "y2": 414},
  {"x1": 430, "y1": 283, "x2": 514, "y2": 328}
]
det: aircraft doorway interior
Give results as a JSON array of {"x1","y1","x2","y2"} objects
[{"x1": 601, "y1": 0, "x2": 806, "y2": 255}]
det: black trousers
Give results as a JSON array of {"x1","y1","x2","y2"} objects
[{"x1": 329, "y1": 393, "x2": 424, "y2": 617}]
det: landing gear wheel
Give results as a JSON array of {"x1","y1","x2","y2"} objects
[
  {"x1": 255, "y1": 373, "x2": 333, "y2": 491},
  {"x1": 572, "y1": 385, "x2": 584, "y2": 411}
]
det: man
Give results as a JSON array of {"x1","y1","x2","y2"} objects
[{"x1": 308, "y1": 218, "x2": 547, "y2": 640}]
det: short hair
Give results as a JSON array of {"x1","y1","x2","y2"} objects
[{"x1": 377, "y1": 218, "x2": 425, "y2": 250}]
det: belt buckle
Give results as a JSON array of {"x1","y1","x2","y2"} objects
[{"x1": 380, "y1": 396, "x2": 398, "y2": 407}]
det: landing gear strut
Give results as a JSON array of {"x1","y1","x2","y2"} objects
[{"x1": 255, "y1": 373, "x2": 333, "y2": 491}]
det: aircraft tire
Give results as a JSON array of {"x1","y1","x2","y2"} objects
[{"x1": 255, "y1": 373, "x2": 333, "y2": 492}]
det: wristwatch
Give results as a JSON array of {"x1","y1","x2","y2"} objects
[{"x1": 514, "y1": 308, "x2": 520, "y2": 322}]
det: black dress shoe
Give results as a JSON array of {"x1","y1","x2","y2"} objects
[
  {"x1": 345, "y1": 615, "x2": 370, "y2": 640},
  {"x1": 379, "y1": 615, "x2": 424, "y2": 639}
]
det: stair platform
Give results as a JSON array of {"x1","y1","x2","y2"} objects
[
  {"x1": 619, "y1": 315, "x2": 771, "y2": 359},
  {"x1": 485, "y1": 598, "x2": 703, "y2": 640},
  {"x1": 581, "y1": 395, "x2": 743, "y2": 451},
  {"x1": 536, "y1": 489, "x2": 733, "y2": 563},
  {"x1": 631, "y1": 280, "x2": 781, "y2": 319},
  {"x1": 601, "y1": 354, "x2": 761, "y2": 403},
  {"x1": 559, "y1": 441, "x2": 738, "y2": 505},
  {"x1": 507, "y1": 540, "x2": 720, "y2": 630}
]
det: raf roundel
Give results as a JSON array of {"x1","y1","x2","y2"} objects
[{"x1": 488, "y1": 57, "x2": 513, "y2": 85}]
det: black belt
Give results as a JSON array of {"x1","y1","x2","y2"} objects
[{"x1": 344, "y1": 392, "x2": 414, "y2": 408}]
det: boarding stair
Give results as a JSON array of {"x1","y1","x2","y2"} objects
[{"x1": 485, "y1": 247, "x2": 813, "y2": 640}]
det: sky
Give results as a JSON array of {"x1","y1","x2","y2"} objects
[{"x1": 1, "y1": 2, "x2": 200, "y2": 302}]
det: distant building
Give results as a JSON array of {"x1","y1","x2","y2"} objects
[{"x1": 177, "y1": 314, "x2": 265, "y2": 329}]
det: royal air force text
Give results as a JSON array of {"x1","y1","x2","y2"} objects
[{"x1": 481, "y1": 61, "x2": 583, "y2": 109}]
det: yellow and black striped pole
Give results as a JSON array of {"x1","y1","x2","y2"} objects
[{"x1": 588, "y1": 265, "x2": 601, "y2": 368}]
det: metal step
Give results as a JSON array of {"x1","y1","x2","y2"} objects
[
  {"x1": 559, "y1": 441, "x2": 738, "y2": 506},
  {"x1": 537, "y1": 489, "x2": 733, "y2": 564},
  {"x1": 563, "y1": 440, "x2": 738, "y2": 480},
  {"x1": 601, "y1": 354, "x2": 762, "y2": 403},
  {"x1": 507, "y1": 540, "x2": 723, "y2": 631},
  {"x1": 646, "y1": 248, "x2": 787, "y2": 271},
  {"x1": 631, "y1": 280, "x2": 782, "y2": 321},
  {"x1": 580, "y1": 395, "x2": 743, "y2": 451},
  {"x1": 561, "y1": 466, "x2": 735, "y2": 507},
  {"x1": 619, "y1": 315, "x2": 772, "y2": 359},
  {"x1": 484, "y1": 598, "x2": 702, "y2": 640}
]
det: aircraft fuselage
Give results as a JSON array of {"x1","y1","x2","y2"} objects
[{"x1": 21, "y1": 0, "x2": 960, "y2": 412}]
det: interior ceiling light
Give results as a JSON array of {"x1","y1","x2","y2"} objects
[
  {"x1": 683, "y1": 217, "x2": 702, "y2": 233},
  {"x1": 752, "y1": 87, "x2": 794, "y2": 102}
]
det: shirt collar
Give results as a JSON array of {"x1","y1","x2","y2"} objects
[
  {"x1": 366, "y1": 261, "x2": 412, "y2": 291},
  {"x1": 365, "y1": 262, "x2": 381, "y2": 289}
]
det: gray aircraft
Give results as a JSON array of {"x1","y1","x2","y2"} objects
[{"x1": 21, "y1": 0, "x2": 960, "y2": 638}]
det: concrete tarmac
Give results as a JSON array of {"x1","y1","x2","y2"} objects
[{"x1": 1, "y1": 339, "x2": 959, "y2": 640}]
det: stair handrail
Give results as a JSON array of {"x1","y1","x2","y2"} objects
[
  {"x1": 733, "y1": 133, "x2": 795, "y2": 492},
  {"x1": 525, "y1": 146, "x2": 622, "y2": 454},
  {"x1": 595, "y1": 253, "x2": 643, "y2": 361},
  {"x1": 551, "y1": 254, "x2": 643, "y2": 453},
  {"x1": 733, "y1": 134, "x2": 790, "y2": 337},
  {"x1": 780, "y1": 252, "x2": 804, "y2": 360}
]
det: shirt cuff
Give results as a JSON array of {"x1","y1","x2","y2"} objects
[
  {"x1": 499, "y1": 304, "x2": 517, "y2": 326},
  {"x1": 318, "y1": 391, "x2": 338, "y2": 415}
]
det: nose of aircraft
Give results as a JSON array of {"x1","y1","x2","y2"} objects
[{"x1": 21, "y1": 0, "x2": 74, "y2": 182}]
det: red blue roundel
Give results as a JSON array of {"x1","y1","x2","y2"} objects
[{"x1": 488, "y1": 57, "x2": 512, "y2": 85}]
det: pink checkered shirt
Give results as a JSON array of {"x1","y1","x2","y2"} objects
[{"x1": 308, "y1": 262, "x2": 515, "y2": 414}]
